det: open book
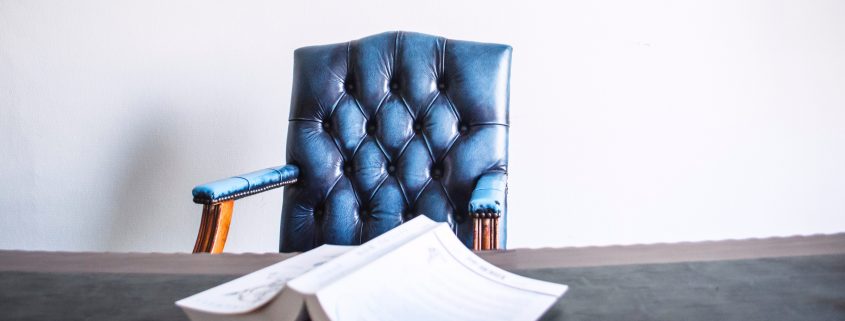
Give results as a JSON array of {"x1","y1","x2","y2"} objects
[{"x1": 176, "y1": 216, "x2": 568, "y2": 321}]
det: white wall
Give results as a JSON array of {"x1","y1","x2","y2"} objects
[{"x1": 1, "y1": 0, "x2": 843, "y2": 252}]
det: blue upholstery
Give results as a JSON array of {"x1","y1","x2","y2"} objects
[
  {"x1": 469, "y1": 171, "x2": 507, "y2": 215},
  {"x1": 280, "y1": 31, "x2": 511, "y2": 251},
  {"x1": 192, "y1": 165, "x2": 300, "y2": 204}
]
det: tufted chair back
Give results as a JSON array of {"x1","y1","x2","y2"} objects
[{"x1": 281, "y1": 31, "x2": 511, "y2": 252}]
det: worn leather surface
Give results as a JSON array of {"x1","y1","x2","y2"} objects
[
  {"x1": 281, "y1": 31, "x2": 511, "y2": 251},
  {"x1": 192, "y1": 165, "x2": 299, "y2": 203}
]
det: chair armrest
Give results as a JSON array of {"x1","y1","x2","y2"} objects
[
  {"x1": 192, "y1": 164, "x2": 300, "y2": 204},
  {"x1": 469, "y1": 171, "x2": 506, "y2": 250},
  {"x1": 469, "y1": 171, "x2": 507, "y2": 216}
]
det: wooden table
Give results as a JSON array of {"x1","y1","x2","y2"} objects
[{"x1": 1, "y1": 234, "x2": 844, "y2": 321}]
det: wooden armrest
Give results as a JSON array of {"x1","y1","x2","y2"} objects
[
  {"x1": 192, "y1": 201, "x2": 234, "y2": 253},
  {"x1": 191, "y1": 165, "x2": 299, "y2": 253},
  {"x1": 471, "y1": 212, "x2": 500, "y2": 251}
]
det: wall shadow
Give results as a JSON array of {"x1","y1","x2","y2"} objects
[{"x1": 103, "y1": 104, "x2": 201, "y2": 252}]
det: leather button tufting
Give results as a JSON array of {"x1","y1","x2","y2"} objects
[
  {"x1": 431, "y1": 165, "x2": 443, "y2": 179},
  {"x1": 277, "y1": 32, "x2": 512, "y2": 252}
]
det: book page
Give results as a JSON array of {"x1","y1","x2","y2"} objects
[
  {"x1": 175, "y1": 244, "x2": 353, "y2": 314},
  {"x1": 286, "y1": 216, "x2": 441, "y2": 295},
  {"x1": 309, "y1": 224, "x2": 568, "y2": 321}
]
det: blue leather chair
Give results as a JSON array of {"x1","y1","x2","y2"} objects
[{"x1": 191, "y1": 31, "x2": 511, "y2": 253}]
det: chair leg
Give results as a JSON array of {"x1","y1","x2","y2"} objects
[
  {"x1": 471, "y1": 212, "x2": 499, "y2": 251},
  {"x1": 192, "y1": 200, "x2": 234, "y2": 253}
]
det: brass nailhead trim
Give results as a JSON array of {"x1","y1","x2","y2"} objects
[
  {"x1": 196, "y1": 178, "x2": 298, "y2": 205},
  {"x1": 469, "y1": 211, "x2": 501, "y2": 219}
]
